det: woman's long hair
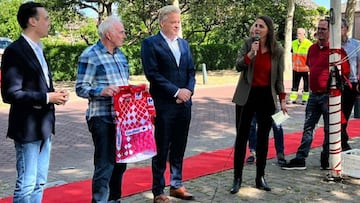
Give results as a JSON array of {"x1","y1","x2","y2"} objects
[{"x1": 257, "y1": 15, "x2": 276, "y2": 56}]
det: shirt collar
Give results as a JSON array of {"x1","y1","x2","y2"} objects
[
  {"x1": 160, "y1": 31, "x2": 178, "y2": 43},
  {"x1": 96, "y1": 40, "x2": 119, "y2": 54},
  {"x1": 22, "y1": 33, "x2": 42, "y2": 51},
  {"x1": 317, "y1": 41, "x2": 329, "y2": 49}
]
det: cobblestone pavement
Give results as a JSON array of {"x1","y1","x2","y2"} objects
[{"x1": 0, "y1": 82, "x2": 359, "y2": 202}]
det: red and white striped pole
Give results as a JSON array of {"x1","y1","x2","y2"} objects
[{"x1": 328, "y1": 0, "x2": 342, "y2": 181}]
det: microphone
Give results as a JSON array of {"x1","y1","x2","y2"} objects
[{"x1": 253, "y1": 34, "x2": 260, "y2": 56}]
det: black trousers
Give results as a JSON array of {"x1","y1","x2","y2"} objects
[
  {"x1": 291, "y1": 71, "x2": 309, "y2": 92},
  {"x1": 233, "y1": 86, "x2": 275, "y2": 179},
  {"x1": 87, "y1": 117, "x2": 127, "y2": 202},
  {"x1": 152, "y1": 103, "x2": 191, "y2": 196},
  {"x1": 341, "y1": 83, "x2": 358, "y2": 147}
]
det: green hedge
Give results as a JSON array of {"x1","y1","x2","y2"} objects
[
  {"x1": 44, "y1": 43, "x2": 87, "y2": 81},
  {"x1": 44, "y1": 41, "x2": 241, "y2": 81},
  {"x1": 190, "y1": 43, "x2": 239, "y2": 71}
]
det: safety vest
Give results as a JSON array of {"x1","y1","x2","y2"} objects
[{"x1": 292, "y1": 38, "x2": 312, "y2": 72}]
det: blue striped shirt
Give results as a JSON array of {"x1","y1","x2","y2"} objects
[
  {"x1": 342, "y1": 38, "x2": 360, "y2": 82},
  {"x1": 76, "y1": 40, "x2": 129, "y2": 123}
]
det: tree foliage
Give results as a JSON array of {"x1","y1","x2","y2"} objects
[
  {"x1": 0, "y1": 0, "x2": 325, "y2": 45},
  {"x1": 117, "y1": 0, "x2": 169, "y2": 45},
  {"x1": 116, "y1": 0, "x2": 312, "y2": 45},
  {"x1": 40, "y1": 0, "x2": 118, "y2": 25},
  {"x1": 0, "y1": 0, "x2": 23, "y2": 40}
]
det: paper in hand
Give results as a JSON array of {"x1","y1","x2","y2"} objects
[{"x1": 271, "y1": 111, "x2": 290, "y2": 125}]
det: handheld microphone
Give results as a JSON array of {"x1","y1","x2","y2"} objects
[{"x1": 253, "y1": 34, "x2": 260, "y2": 56}]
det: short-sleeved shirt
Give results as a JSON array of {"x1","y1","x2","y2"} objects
[
  {"x1": 306, "y1": 42, "x2": 329, "y2": 93},
  {"x1": 342, "y1": 38, "x2": 360, "y2": 83}
]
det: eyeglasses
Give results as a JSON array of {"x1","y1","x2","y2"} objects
[{"x1": 317, "y1": 27, "x2": 328, "y2": 31}]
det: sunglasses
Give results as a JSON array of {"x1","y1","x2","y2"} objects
[{"x1": 317, "y1": 27, "x2": 328, "y2": 31}]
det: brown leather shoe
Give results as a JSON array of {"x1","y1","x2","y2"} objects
[
  {"x1": 153, "y1": 194, "x2": 171, "y2": 203},
  {"x1": 169, "y1": 186, "x2": 194, "y2": 200}
]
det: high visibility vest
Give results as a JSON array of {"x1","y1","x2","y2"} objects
[{"x1": 292, "y1": 38, "x2": 312, "y2": 72}]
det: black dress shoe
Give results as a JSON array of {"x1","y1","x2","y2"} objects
[
  {"x1": 256, "y1": 176, "x2": 271, "y2": 191},
  {"x1": 230, "y1": 178, "x2": 241, "y2": 194},
  {"x1": 342, "y1": 143, "x2": 351, "y2": 151}
]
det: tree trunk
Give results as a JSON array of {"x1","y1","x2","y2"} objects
[
  {"x1": 345, "y1": 0, "x2": 356, "y2": 37},
  {"x1": 170, "y1": 0, "x2": 183, "y2": 37},
  {"x1": 97, "y1": 2, "x2": 113, "y2": 26},
  {"x1": 284, "y1": 0, "x2": 295, "y2": 80}
]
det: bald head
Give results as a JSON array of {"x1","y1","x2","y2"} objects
[{"x1": 296, "y1": 28, "x2": 306, "y2": 42}]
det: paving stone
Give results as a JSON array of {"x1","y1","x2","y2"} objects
[{"x1": 0, "y1": 82, "x2": 359, "y2": 202}]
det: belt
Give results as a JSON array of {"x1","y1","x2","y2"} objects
[
  {"x1": 344, "y1": 82, "x2": 358, "y2": 87},
  {"x1": 312, "y1": 91, "x2": 327, "y2": 95}
]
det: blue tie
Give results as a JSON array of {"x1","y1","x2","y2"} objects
[{"x1": 35, "y1": 45, "x2": 50, "y2": 87}]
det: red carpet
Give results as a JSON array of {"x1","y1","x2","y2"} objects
[{"x1": 1, "y1": 119, "x2": 360, "y2": 202}]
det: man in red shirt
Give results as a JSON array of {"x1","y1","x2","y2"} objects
[{"x1": 282, "y1": 19, "x2": 331, "y2": 170}]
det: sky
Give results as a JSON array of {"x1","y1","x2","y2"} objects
[
  {"x1": 313, "y1": 0, "x2": 348, "y2": 9},
  {"x1": 313, "y1": 0, "x2": 330, "y2": 8}
]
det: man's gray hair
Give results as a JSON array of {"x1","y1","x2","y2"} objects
[
  {"x1": 297, "y1": 28, "x2": 307, "y2": 36},
  {"x1": 158, "y1": 5, "x2": 180, "y2": 22},
  {"x1": 98, "y1": 16, "x2": 123, "y2": 38}
]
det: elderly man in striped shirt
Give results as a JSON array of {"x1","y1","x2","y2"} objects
[{"x1": 76, "y1": 16, "x2": 129, "y2": 203}]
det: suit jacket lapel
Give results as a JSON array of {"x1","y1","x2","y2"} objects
[
  {"x1": 19, "y1": 37, "x2": 50, "y2": 88},
  {"x1": 157, "y1": 33, "x2": 178, "y2": 67},
  {"x1": 178, "y1": 39, "x2": 186, "y2": 67}
]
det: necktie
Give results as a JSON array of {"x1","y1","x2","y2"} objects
[{"x1": 35, "y1": 45, "x2": 50, "y2": 87}]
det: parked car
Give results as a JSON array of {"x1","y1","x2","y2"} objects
[
  {"x1": 0, "y1": 37, "x2": 12, "y2": 88},
  {"x1": 0, "y1": 37, "x2": 12, "y2": 55}
]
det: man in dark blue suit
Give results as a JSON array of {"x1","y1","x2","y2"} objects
[
  {"x1": 0, "y1": 2, "x2": 69, "y2": 202},
  {"x1": 141, "y1": 5, "x2": 196, "y2": 203}
]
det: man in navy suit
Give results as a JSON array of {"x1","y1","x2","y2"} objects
[
  {"x1": 0, "y1": 2, "x2": 69, "y2": 202},
  {"x1": 141, "y1": 5, "x2": 196, "y2": 203}
]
